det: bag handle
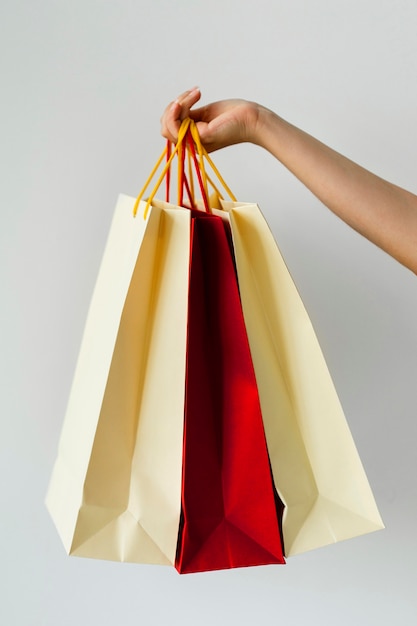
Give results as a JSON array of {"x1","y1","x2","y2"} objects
[
  {"x1": 185, "y1": 128, "x2": 210, "y2": 212},
  {"x1": 133, "y1": 118, "x2": 192, "y2": 218},
  {"x1": 188, "y1": 121, "x2": 236, "y2": 204},
  {"x1": 133, "y1": 118, "x2": 236, "y2": 218}
]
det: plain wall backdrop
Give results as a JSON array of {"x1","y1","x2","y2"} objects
[{"x1": 1, "y1": 1, "x2": 417, "y2": 624}]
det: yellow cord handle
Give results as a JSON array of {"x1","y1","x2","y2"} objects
[
  {"x1": 133, "y1": 118, "x2": 191, "y2": 218},
  {"x1": 188, "y1": 122, "x2": 236, "y2": 203},
  {"x1": 133, "y1": 118, "x2": 236, "y2": 219}
]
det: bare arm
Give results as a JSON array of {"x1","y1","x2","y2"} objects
[{"x1": 161, "y1": 89, "x2": 417, "y2": 274}]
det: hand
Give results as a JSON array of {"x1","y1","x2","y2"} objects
[{"x1": 160, "y1": 88, "x2": 262, "y2": 152}]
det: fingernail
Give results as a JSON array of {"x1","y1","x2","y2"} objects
[{"x1": 183, "y1": 87, "x2": 200, "y2": 99}]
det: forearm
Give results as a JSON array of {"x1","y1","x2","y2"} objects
[{"x1": 253, "y1": 106, "x2": 417, "y2": 273}]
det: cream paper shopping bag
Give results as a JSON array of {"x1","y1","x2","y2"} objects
[
  {"x1": 46, "y1": 195, "x2": 191, "y2": 564},
  {"x1": 220, "y1": 201, "x2": 384, "y2": 557}
]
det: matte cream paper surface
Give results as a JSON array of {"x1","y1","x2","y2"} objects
[
  {"x1": 221, "y1": 201, "x2": 384, "y2": 557},
  {"x1": 46, "y1": 195, "x2": 191, "y2": 564}
]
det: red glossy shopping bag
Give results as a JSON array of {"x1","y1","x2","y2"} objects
[{"x1": 175, "y1": 208, "x2": 285, "y2": 573}]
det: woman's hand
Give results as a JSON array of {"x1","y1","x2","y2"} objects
[{"x1": 160, "y1": 87, "x2": 262, "y2": 152}]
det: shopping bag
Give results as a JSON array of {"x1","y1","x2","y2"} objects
[
  {"x1": 217, "y1": 199, "x2": 385, "y2": 556},
  {"x1": 170, "y1": 119, "x2": 383, "y2": 557},
  {"x1": 175, "y1": 208, "x2": 285, "y2": 573},
  {"x1": 46, "y1": 194, "x2": 191, "y2": 564}
]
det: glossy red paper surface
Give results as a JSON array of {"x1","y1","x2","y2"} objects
[{"x1": 175, "y1": 211, "x2": 285, "y2": 574}]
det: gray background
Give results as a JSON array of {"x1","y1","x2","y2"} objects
[{"x1": 1, "y1": 1, "x2": 417, "y2": 624}]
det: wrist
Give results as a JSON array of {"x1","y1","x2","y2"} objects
[{"x1": 249, "y1": 104, "x2": 286, "y2": 152}]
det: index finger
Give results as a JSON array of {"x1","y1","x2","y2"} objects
[{"x1": 161, "y1": 87, "x2": 201, "y2": 142}]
